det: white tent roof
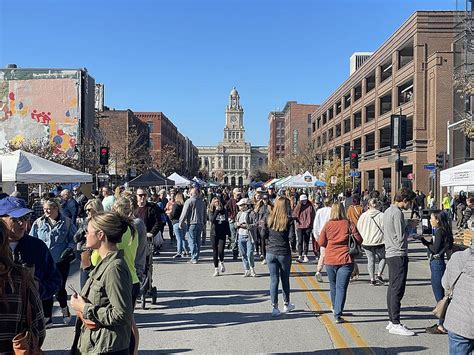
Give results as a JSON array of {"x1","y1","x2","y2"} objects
[
  {"x1": 168, "y1": 172, "x2": 192, "y2": 187},
  {"x1": 440, "y1": 160, "x2": 474, "y2": 187},
  {"x1": 281, "y1": 171, "x2": 323, "y2": 188},
  {"x1": 1, "y1": 150, "x2": 92, "y2": 183}
]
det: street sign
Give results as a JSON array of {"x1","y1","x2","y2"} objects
[
  {"x1": 97, "y1": 174, "x2": 109, "y2": 179},
  {"x1": 330, "y1": 176, "x2": 337, "y2": 185},
  {"x1": 349, "y1": 171, "x2": 360, "y2": 177},
  {"x1": 424, "y1": 164, "x2": 436, "y2": 171}
]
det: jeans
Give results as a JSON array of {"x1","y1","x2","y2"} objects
[
  {"x1": 386, "y1": 256, "x2": 409, "y2": 324},
  {"x1": 266, "y1": 253, "x2": 292, "y2": 306},
  {"x1": 448, "y1": 331, "x2": 474, "y2": 354},
  {"x1": 42, "y1": 258, "x2": 70, "y2": 317},
  {"x1": 238, "y1": 235, "x2": 255, "y2": 270},
  {"x1": 325, "y1": 263, "x2": 354, "y2": 318},
  {"x1": 296, "y1": 227, "x2": 312, "y2": 256},
  {"x1": 363, "y1": 245, "x2": 386, "y2": 281},
  {"x1": 188, "y1": 224, "x2": 203, "y2": 261},
  {"x1": 430, "y1": 258, "x2": 446, "y2": 326},
  {"x1": 173, "y1": 223, "x2": 186, "y2": 254},
  {"x1": 229, "y1": 221, "x2": 239, "y2": 257}
]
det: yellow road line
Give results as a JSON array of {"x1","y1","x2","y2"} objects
[
  {"x1": 292, "y1": 265, "x2": 352, "y2": 355},
  {"x1": 297, "y1": 264, "x2": 375, "y2": 355}
]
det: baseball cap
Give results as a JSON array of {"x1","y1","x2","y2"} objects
[
  {"x1": 300, "y1": 194, "x2": 308, "y2": 201},
  {"x1": 256, "y1": 187, "x2": 264, "y2": 193},
  {"x1": 0, "y1": 196, "x2": 33, "y2": 218},
  {"x1": 237, "y1": 198, "x2": 250, "y2": 206},
  {"x1": 232, "y1": 188, "x2": 242, "y2": 195}
]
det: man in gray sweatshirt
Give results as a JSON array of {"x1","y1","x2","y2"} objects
[
  {"x1": 383, "y1": 187, "x2": 417, "y2": 336},
  {"x1": 179, "y1": 186, "x2": 207, "y2": 264}
]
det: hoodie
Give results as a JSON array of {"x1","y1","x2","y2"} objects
[
  {"x1": 179, "y1": 195, "x2": 207, "y2": 229},
  {"x1": 442, "y1": 245, "x2": 474, "y2": 339},
  {"x1": 357, "y1": 209, "x2": 384, "y2": 246}
]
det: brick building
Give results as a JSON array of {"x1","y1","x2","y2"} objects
[
  {"x1": 99, "y1": 109, "x2": 149, "y2": 177},
  {"x1": 311, "y1": 11, "x2": 456, "y2": 197},
  {"x1": 268, "y1": 111, "x2": 285, "y2": 162},
  {"x1": 135, "y1": 112, "x2": 198, "y2": 177},
  {"x1": 283, "y1": 101, "x2": 319, "y2": 156}
]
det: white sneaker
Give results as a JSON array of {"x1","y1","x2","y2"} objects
[
  {"x1": 297, "y1": 256, "x2": 303, "y2": 263},
  {"x1": 283, "y1": 303, "x2": 295, "y2": 313},
  {"x1": 261, "y1": 259, "x2": 267, "y2": 265},
  {"x1": 250, "y1": 267, "x2": 257, "y2": 277},
  {"x1": 61, "y1": 307, "x2": 72, "y2": 325},
  {"x1": 389, "y1": 324, "x2": 415, "y2": 336},
  {"x1": 386, "y1": 321, "x2": 394, "y2": 330},
  {"x1": 219, "y1": 262, "x2": 225, "y2": 273},
  {"x1": 213, "y1": 268, "x2": 219, "y2": 277},
  {"x1": 243, "y1": 270, "x2": 250, "y2": 277},
  {"x1": 44, "y1": 317, "x2": 53, "y2": 329},
  {"x1": 272, "y1": 307, "x2": 281, "y2": 317},
  {"x1": 303, "y1": 255, "x2": 309, "y2": 263}
]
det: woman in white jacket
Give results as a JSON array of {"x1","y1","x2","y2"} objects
[{"x1": 357, "y1": 198, "x2": 386, "y2": 286}]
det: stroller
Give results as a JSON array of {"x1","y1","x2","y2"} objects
[{"x1": 139, "y1": 233, "x2": 158, "y2": 309}]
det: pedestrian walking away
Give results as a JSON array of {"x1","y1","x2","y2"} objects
[{"x1": 313, "y1": 197, "x2": 333, "y2": 282}]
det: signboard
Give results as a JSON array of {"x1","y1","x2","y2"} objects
[
  {"x1": 330, "y1": 176, "x2": 337, "y2": 185},
  {"x1": 349, "y1": 171, "x2": 360, "y2": 177},
  {"x1": 424, "y1": 164, "x2": 436, "y2": 171}
]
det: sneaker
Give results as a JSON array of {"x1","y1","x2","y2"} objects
[
  {"x1": 261, "y1": 259, "x2": 267, "y2": 265},
  {"x1": 44, "y1": 317, "x2": 53, "y2": 329},
  {"x1": 335, "y1": 317, "x2": 344, "y2": 324},
  {"x1": 272, "y1": 307, "x2": 281, "y2": 317},
  {"x1": 249, "y1": 268, "x2": 257, "y2": 277},
  {"x1": 315, "y1": 272, "x2": 323, "y2": 282},
  {"x1": 61, "y1": 307, "x2": 72, "y2": 325},
  {"x1": 376, "y1": 275, "x2": 387, "y2": 285},
  {"x1": 370, "y1": 280, "x2": 377, "y2": 286},
  {"x1": 213, "y1": 268, "x2": 219, "y2": 277},
  {"x1": 243, "y1": 270, "x2": 250, "y2": 277},
  {"x1": 389, "y1": 324, "x2": 415, "y2": 336},
  {"x1": 219, "y1": 262, "x2": 225, "y2": 273},
  {"x1": 303, "y1": 255, "x2": 309, "y2": 263},
  {"x1": 172, "y1": 253, "x2": 182, "y2": 258},
  {"x1": 190, "y1": 259, "x2": 198, "y2": 264},
  {"x1": 296, "y1": 256, "x2": 303, "y2": 263},
  {"x1": 283, "y1": 303, "x2": 295, "y2": 313},
  {"x1": 260, "y1": 255, "x2": 265, "y2": 261},
  {"x1": 386, "y1": 321, "x2": 394, "y2": 330}
]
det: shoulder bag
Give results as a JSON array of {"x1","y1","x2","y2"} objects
[
  {"x1": 432, "y1": 270, "x2": 463, "y2": 319},
  {"x1": 347, "y1": 221, "x2": 360, "y2": 256}
]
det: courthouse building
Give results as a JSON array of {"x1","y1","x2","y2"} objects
[
  {"x1": 311, "y1": 11, "x2": 456, "y2": 196},
  {"x1": 198, "y1": 88, "x2": 268, "y2": 186}
]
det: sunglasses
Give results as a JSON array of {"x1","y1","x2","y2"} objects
[{"x1": 11, "y1": 215, "x2": 30, "y2": 223}]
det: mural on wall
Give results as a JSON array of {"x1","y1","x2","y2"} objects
[{"x1": 0, "y1": 78, "x2": 80, "y2": 156}]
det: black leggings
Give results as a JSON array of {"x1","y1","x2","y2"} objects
[
  {"x1": 296, "y1": 228, "x2": 312, "y2": 256},
  {"x1": 43, "y1": 259, "x2": 70, "y2": 317},
  {"x1": 211, "y1": 234, "x2": 225, "y2": 267},
  {"x1": 260, "y1": 229, "x2": 268, "y2": 258}
]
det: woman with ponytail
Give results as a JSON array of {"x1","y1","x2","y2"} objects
[{"x1": 71, "y1": 212, "x2": 134, "y2": 355}]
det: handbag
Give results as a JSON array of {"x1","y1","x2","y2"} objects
[
  {"x1": 12, "y1": 286, "x2": 44, "y2": 355},
  {"x1": 347, "y1": 222, "x2": 360, "y2": 256},
  {"x1": 432, "y1": 270, "x2": 463, "y2": 319},
  {"x1": 153, "y1": 231, "x2": 164, "y2": 247}
]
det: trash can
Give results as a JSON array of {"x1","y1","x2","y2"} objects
[{"x1": 420, "y1": 209, "x2": 433, "y2": 235}]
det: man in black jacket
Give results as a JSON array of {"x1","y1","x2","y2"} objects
[
  {"x1": 0, "y1": 196, "x2": 62, "y2": 328},
  {"x1": 136, "y1": 188, "x2": 162, "y2": 255}
]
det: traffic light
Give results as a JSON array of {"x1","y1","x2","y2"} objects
[
  {"x1": 349, "y1": 150, "x2": 359, "y2": 169},
  {"x1": 395, "y1": 158, "x2": 404, "y2": 172},
  {"x1": 99, "y1": 146, "x2": 109, "y2": 165},
  {"x1": 436, "y1": 152, "x2": 446, "y2": 170}
]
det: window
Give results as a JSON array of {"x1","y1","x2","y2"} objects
[
  {"x1": 406, "y1": 116, "x2": 414, "y2": 141},
  {"x1": 335, "y1": 123, "x2": 341, "y2": 137},
  {"x1": 365, "y1": 103, "x2": 375, "y2": 122},
  {"x1": 322, "y1": 132, "x2": 327, "y2": 145},
  {"x1": 354, "y1": 83, "x2": 362, "y2": 102},
  {"x1": 398, "y1": 79, "x2": 413, "y2": 106},
  {"x1": 317, "y1": 117, "x2": 321, "y2": 129},
  {"x1": 381, "y1": 60, "x2": 392, "y2": 82},
  {"x1": 398, "y1": 39, "x2": 414, "y2": 69},
  {"x1": 328, "y1": 127, "x2": 334, "y2": 141},
  {"x1": 149, "y1": 138, "x2": 154, "y2": 149},
  {"x1": 147, "y1": 121, "x2": 154, "y2": 133},
  {"x1": 353, "y1": 111, "x2": 362, "y2": 128},
  {"x1": 312, "y1": 121, "x2": 316, "y2": 132},
  {"x1": 307, "y1": 114, "x2": 311, "y2": 124},
  {"x1": 343, "y1": 118, "x2": 351, "y2": 134},
  {"x1": 328, "y1": 107, "x2": 334, "y2": 120},
  {"x1": 322, "y1": 113, "x2": 327, "y2": 125},
  {"x1": 307, "y1": 127, "x2": 311, "y2": 137},
  {"x1": 344, "y1": 92, "x2": 351, "y2": 109},
  {"x1": 379, "y1": 126, "x2": 391, "y2": 149},
  {"x1": 317, "y1": 136, "x2": 321, "y2": 147},
  {"x1": 365, "y1": 132, "x2": 375, "y2": 152},
  {"x1": 365, "y1": 71, "x2": 375, "y2": 93},
  {"x1": 336, "y1": 101, "x2": 342, "y2": 115},
  {"x1": 380, "y1": 92, "x2": 392, "y2": 115},
  {"x1": 353, "y1": 138, "x2": 362, "y2": 154}
]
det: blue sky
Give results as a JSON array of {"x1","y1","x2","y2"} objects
[{"x1": 0, "y1": 0, "x2": 455, "y2": 146}]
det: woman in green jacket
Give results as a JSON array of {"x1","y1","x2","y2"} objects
[{"x1": 71, "y1": 212, "x2": 133, "y2": 355}]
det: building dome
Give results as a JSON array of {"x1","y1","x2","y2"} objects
[{"x1": 230, "y1": 87, "x2": 239, "y2": 97}]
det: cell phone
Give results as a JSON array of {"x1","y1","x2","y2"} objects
[{"x1": 67, "y1": 284, "x2": 78, "y2": 295}]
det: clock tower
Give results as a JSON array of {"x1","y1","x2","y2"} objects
[{"x1": 223, "y1": 87, "x2": 245, "y2": 143}]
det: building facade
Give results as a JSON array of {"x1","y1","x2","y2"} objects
[
  {"x1": 198, "y1": 88, "x2": 268, "y2": 186},
  {"x1": 311, "y1": 11, "x2": 456, "y2": 197},
  {"x1": 268, "y1": 111, "x2": 285, "y2": 162},
  {"x1": 283, "y1": 101, "x2": 319, "y2": 156}
]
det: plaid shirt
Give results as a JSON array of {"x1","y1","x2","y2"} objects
[
  {"x1": 0, "y1": 267, "x2": 46, "y2": 352},
  {"x1": 31, "y1": 199, "x2": 44, "y2": 220}
]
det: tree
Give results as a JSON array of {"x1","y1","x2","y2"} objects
[
  {"x1": 157, "y1": 144, "x2": 183, "y2": 177},
  {"x1": 266, "y1": 158, "x2": 290, "y2": 178},
  {"x1": 321, "y1": 157, "x2": 352, "y2": 196}
]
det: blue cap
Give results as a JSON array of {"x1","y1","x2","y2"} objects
[{"x1": 0, "y1": 196, "x2": 33, "y2": 218}]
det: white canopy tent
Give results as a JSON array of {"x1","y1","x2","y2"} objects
[
  {"x1": 280, "y1": 171, "x2": 324, "y2": 188},
  {"x1": 168, "y1": 172, "x2": 192, "y2": 187},
  {"x1": 440, "y1": 160, "x2": 474, "y2": 192},
  {"x1": 0, "y1": 150, "x2": 93, "y2": 184}
]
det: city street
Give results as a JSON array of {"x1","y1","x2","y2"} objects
[{"x1": 43, "y1": 228, "x2": 449, "y2": 354}]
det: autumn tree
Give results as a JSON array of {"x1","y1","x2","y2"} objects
[
  {"x1": 321, "y1": 157, "x2": 352, "y2": 196},
  {"x1": 157, "y1": 144, "x2": 183, "y2": 177}
]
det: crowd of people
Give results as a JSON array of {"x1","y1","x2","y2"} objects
[{"x1": 0, "y1": 182, "x2": 473, "y2": 354}]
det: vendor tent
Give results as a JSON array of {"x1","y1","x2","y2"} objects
[
  {"x1": 192, "y1": 176, "x2": 208, "y2": 187},
  {"x1": 0, "y1": 150, "x2": 92, "y2": 183},
  {"x1": 168, "y1": 172, "x2": 192, "y2": 187},
  {"x1": 128, "y1": 168, "x2": 174, "y2": 187},
  {"x1": 440, "y1": 160, "x2": 474, "y2": 187},
  {"x1": 275, "y1": 175, "x2": 294, "y2": 189},
  {"x1": 281, "y1": 171, "x2": 325, "y2": 188}
]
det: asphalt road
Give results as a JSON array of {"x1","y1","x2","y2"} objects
[{"x1": 43, "y1": 226, "x2": 449, "y2": 354}]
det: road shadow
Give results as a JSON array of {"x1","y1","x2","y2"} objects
[{"x1": 273, "y1": 345, "x2": 428, "y2": 354}]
